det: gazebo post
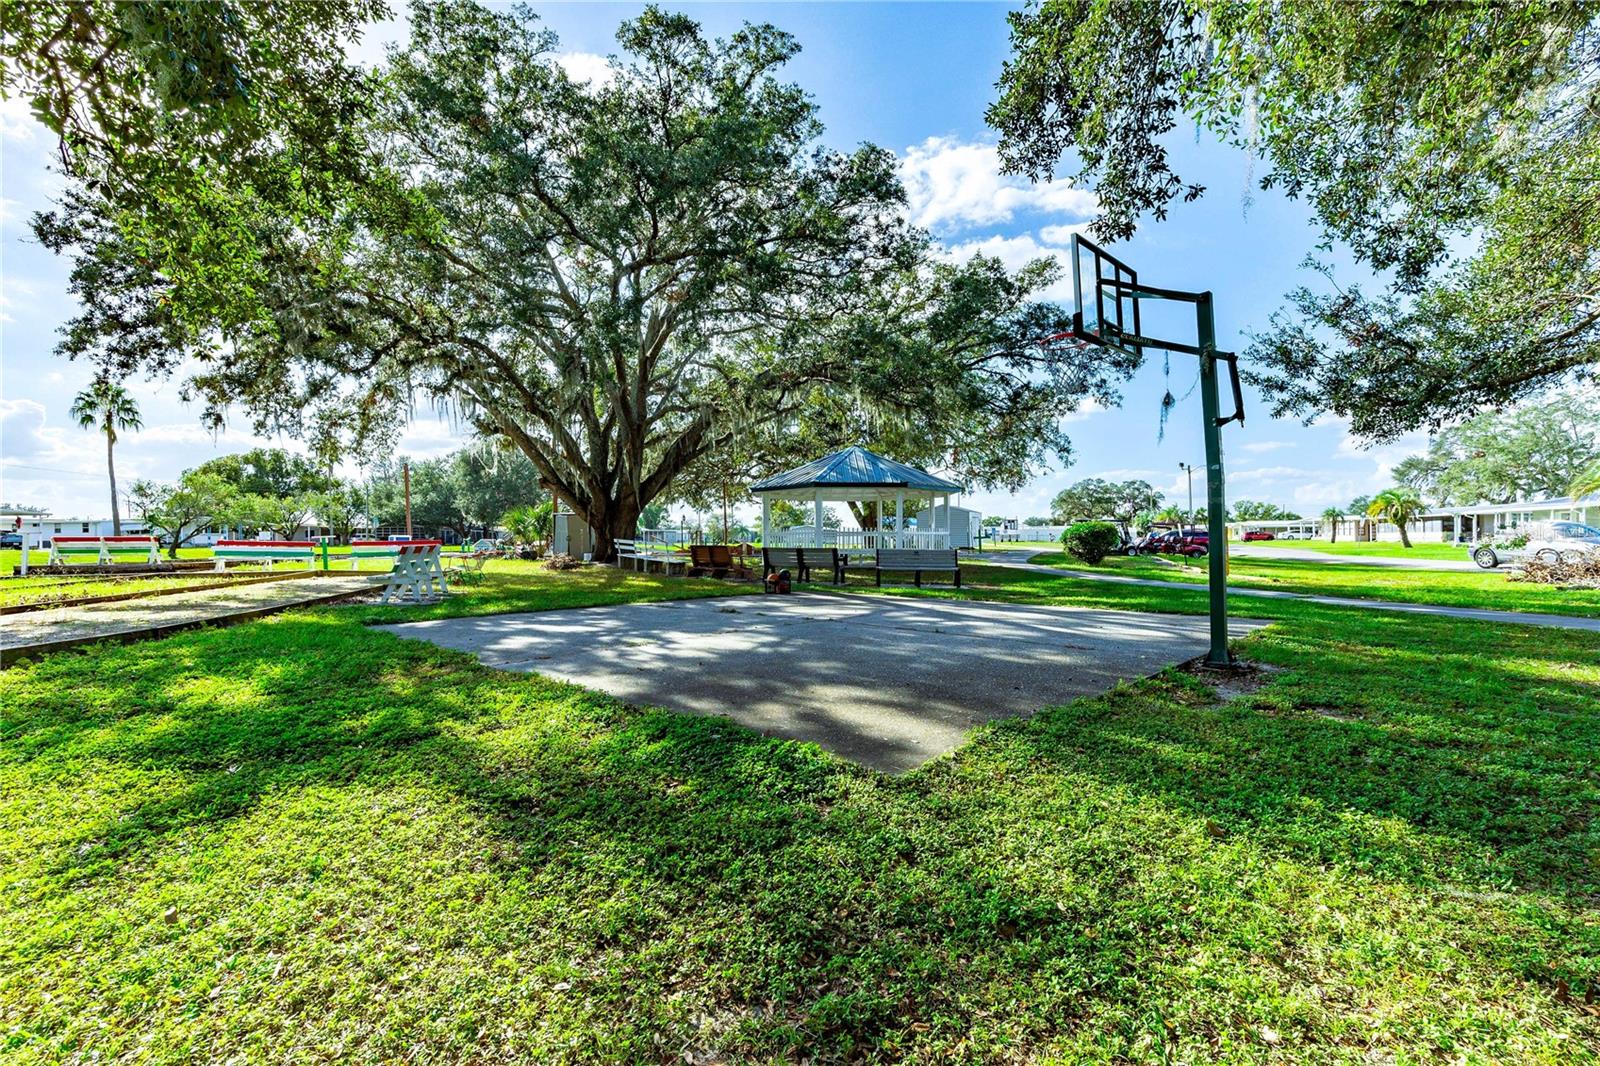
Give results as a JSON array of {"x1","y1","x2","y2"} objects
[
  {"x1": 761, "y1": 495, "x2": 770, "y2": 547},
  {"x1": 895, "y1": 491, "x2": 905, "y2": 549},
  {"x1": 813, "y1": 488, "x2": 823, "y2": 548}
]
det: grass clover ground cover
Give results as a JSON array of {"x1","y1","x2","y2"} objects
[
  {"x1": 1026, "y1": 551, "x2": 1600, "y2": 618},
  {"x1": 1, "y1": 563, "x2": 1597, "y2": 1062},
  {"x1": 1232, "y1": 540, "x2": 1469, "y2": 562}
]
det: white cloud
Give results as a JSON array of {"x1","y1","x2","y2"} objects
[
  {"x1": 557, "y1": 52, "x2": 614, "y2": 86},
  {"x1": 1231, "y1": 465, "x2": 1324, "y2": 483},
  {"x1": 1, "y1": 398, "x2": 58, "y2": 462},
  {"x1": 899, "y1": 136, "x2": 1097, "y2": 234},
  {"x1": 1038, "y1": 223, "x2": 1091, "y2": 245},
  {"x1": 938, "y1": 233, "x2": 1079, "y2": 302},
  {"x1": 1239, "y1": 440, "x2": 1294, "y2": 454},
  {"x1": 0, "y1": 96, "x2": 38, "y2": 142},
  {"x1": 0, "y1": 275, "x2": 38, "y2": 325}
]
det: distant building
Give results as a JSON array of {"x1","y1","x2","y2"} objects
[{"x1": 1228, "y1": 491, "x2": 1600, "y2": 543}]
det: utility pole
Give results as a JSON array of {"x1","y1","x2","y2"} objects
[
  {"x1": 403, "y1": 461, "x2": 413, "y2": 537},
  {"x1": 1178, "y1": 461, "x2": 1197, "y2": 529}
]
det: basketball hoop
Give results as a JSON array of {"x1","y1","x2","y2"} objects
[{"x1": 1066, "y1": 234, "x2": 1246, "y2": 667}]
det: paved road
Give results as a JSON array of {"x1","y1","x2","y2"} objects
[
  {"x1": 967, "y1": 554, "x2": 1600, "y2": 633},
  {"x1": 0, "y1": 573, "x2": 377, "y2": 664},
  {"x1": 380, "y1": 594, "x2": 1268, "y2": 773},
  {"x1": 1227, "y1": 544, "x2": 1479, "y2": 571}
]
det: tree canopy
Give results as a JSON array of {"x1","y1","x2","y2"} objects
[
  {"x1": 989, "y1": 0, "x2": 1600, "y2": 439},
  {"x1": 39, "y1": 2, "x2": 1134, "y2": 560},
  {"x1": 1050, "y1": 477, "x2": 1161, "y2": 536},
  {"x1": 1229, "y1": 500, "x2": 1301, "y2": 523},
  {"x1": 1392, "y1": 393, "x2": 1600, "y2": 506},
  {"x1": 193, "y1": 448, "x2": 336, "y2": 498},
  {"x1": 3, "y1": 1, "x2": 387, "y2": 333}
]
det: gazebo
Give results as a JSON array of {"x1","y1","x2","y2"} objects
[{"x1": 751, "y1": 446, "x2": 965, "y2": 550}]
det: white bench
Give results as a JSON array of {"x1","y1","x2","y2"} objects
[
  {"x1": 375, "y1": 542, "x2": 449, "y2": 604},
  {"x1": 47, "y1": 535, "x2": 160, "y2": 565},
  {"x1": 212, "y1": 540, "x2": 318, "y2": 571},
  {"x1": 613, "y1": 538, "x2": 686, "y2": 575}
]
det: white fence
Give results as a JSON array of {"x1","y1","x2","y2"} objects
[{"x1": 765, "y1": 528, "x2": 949, "y2": 550}]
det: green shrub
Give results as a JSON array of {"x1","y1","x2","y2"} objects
[{"x1": 1060, "y1": 521, "x2": 1121, "y2": 564}]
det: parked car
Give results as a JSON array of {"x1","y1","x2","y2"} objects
[
  {"x1": 1242, "y1": 530, "x2": 1275, "y2": 542},
  {"x1": 1471, "y1": 521, "x2": 1600, "y2": 569},
  {"x1": 0, "y1": 531, "x2": 23, "y2": 549},
  {"x1": 1173, "y1": 529, "x2": 1210, "y2": 557},
  {"x1": 1127, "y1": 530, "x2": 1178, "y2": 555}
]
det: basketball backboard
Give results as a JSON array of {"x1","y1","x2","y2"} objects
[{"x1": 1070, "y1": 234, "x2": 1143, "y2": 357}]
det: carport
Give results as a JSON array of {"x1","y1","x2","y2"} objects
[{"x1": 380, "y1": 594, "x2": 1267, "y2": 772}]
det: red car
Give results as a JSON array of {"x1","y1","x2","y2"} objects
[
  {"x1": 1242, "y1": 530, "x2": 1275, "y2": 542},
  {"x1": 1173, "y1": 529, "x2": 1209, "y2": 556}
]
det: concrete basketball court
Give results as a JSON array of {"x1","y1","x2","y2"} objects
[{"x1": 379, "y1": 594, "x2": 1268, "y2": 773}]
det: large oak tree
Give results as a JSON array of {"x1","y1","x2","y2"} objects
[{"x1": 42, "y1": 2, "x2": 1137, "y2": 560}]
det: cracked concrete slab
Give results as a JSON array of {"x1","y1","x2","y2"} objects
[{"x1": 379, "y1": 592, "x2": 1268, "y2": 772}]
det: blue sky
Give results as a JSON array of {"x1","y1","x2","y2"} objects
[{"x1": 0, "y1": 1, "x2": 1429, "y2": 522}]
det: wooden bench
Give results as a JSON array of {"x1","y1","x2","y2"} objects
[
  {"x1": 212, "y1": 540, "x2": 318, "y2": 571},
  {"x1": 800, "y1": 547, "x2": 845, "y2": 585},
  {"x1": 688, "y1": 544, "x2": 751, "y2": 579},
  {"x1": 871, "y1": 548, "x2": 961, "y2": 587},
  {"x1": 47, "y1": 535, "x2": 160, "y2": 565},
  {"x1": 762, "y1": 547, "x2": 810, "y2": 583},
  {"x1": 348, "y1": 539, "x2": 411, "y2": 569},
  {"x1": 378, "y1": 541, "x2": 449, "y2": 604}
]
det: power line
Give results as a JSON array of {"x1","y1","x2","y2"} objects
[{"x1": 1, "y1": 463, "x2": 104, "y2": 479}]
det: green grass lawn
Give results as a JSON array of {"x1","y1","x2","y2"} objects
[
  {"x1": 1238, "y1": 539, "x2": 1468, "y2": 561},
  {"x1": 1023, "y1": 550, "x2": 1600, "y2": 618},
  {"x1": 2, "y1": 563, "x2": 1597, "y2": 1062}
]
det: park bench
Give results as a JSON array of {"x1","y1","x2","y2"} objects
[
  {"x1": 375, "y1": 541, "x2": 449, "y2": 604},
  {"x1": 688, "y1": 544, "x2": 751, "y2": 579},
  {"x1": 212, "y1": 540, "x2": 318, "y2": 572},
  {"x1": 614, "y1": 538, "x2": 687, "y2": 575},
  {"x1": 870, "y1": 548, "x2": 962, "y2": 587},
  {"x1": 348, "y1": 540, "x2": 417, "y2": 569},
  {"x1": 800, "y1": 546, "x2": 846, "y2": 585},
  {"x1": 762, "y1": 547, "x2": 810, "y2": 583},
  {"x1": 46, "y1": 535, "x2": 160, "y2": 566}
]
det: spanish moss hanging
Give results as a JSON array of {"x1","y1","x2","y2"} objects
[{"x1": 1156, "y1": 352, "x2": 1199, "y2": 444}]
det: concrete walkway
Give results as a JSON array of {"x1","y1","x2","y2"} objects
[
  {"x1": 0, "y1": 573, "x2": 377, "y2": 665},
  {"x1": 968, "y1": 554, "x2": 1600, "y2": 633},
  {"x1": 380, "y1": 594, "x2": 1268, "y2": 773}
]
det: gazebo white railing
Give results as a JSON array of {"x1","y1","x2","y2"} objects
[
  {"x1": 764, "y1": 527, "x2": 949, "y2": 549},
  {"x1": 750, "y1": 446, "x2": 966, "y2": 553}
]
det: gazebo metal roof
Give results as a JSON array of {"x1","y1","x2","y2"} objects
[{"x1": 750, "y1": 446, "x2": 963, "y2": 495}]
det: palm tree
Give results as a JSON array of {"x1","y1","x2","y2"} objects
[
  {"x1": 70, "y1": 376, "x2": 142, "y2": 535},
  {"x1": 1366, "y1": 487, "x2": 1424, "y2": 548},
  {"x1": 1570, "y1": 459, "x2": 1600, "y2": 501},
  {"x1": 1321, "y1": 505, "x2": 1343, "y2": 542}
]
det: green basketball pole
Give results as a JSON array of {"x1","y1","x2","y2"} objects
[
  {"x1": 1068, "y1": 234, "x2": 1245, "y2": 668},
  {"x1": 1195, "y1": 293, "x2": 1230, "y2": 665}
]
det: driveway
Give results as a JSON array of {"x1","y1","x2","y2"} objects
[{"x1": 379, "y1": 593, "x2": 1267, "y2": 773}]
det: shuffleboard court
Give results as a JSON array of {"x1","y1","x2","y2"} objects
[{"x1": 379, "y1": 593, "x2": 1269, "y2": 772}]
